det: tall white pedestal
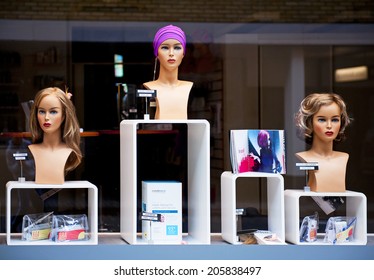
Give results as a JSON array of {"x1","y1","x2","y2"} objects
[
  {"x1": 221, "y1": 171, "x2": 285, "y2": 244},
  {"x1": 120, "y1": 119, "x2": 210, "y2": 244},
  {"x1": 6, "y1": 181, "x2": 98, "y2": 245},
  {"x1": 284, "y1": 189, "x2": 367, "y2": 245}
]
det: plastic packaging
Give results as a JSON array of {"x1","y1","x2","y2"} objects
[
  {"x1": 22, "y1": 212, "x2": 53, "y2": 241},
  {"x1": 50, "y1": 214, "x2": 89, "y2": 242},
  {"x1": 299, "y1": 212, "x2": 319, "y2": 242},
  {"x1": 324, "y1": 216, "x2": 356, "y2": 244}
]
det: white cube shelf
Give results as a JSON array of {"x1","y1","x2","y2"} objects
[
  {"x1": 120, "y1": 119, "x2": 211, "y2": 244},
  {"x1": 221, "y1": 171, "x2": 285, "y2": 244},
  {"x1": 6, "y1": 181, "x2": 98, "y2": 245},
  {"x1": 284, "y1": 189, "x2": 367, "y2": 245}
]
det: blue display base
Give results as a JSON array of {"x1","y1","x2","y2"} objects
[{"x1": 1, "y1": 234, "x2": 373, "y2": 260}]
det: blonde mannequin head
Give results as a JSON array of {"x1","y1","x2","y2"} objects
[
  {"x1": 295, "y1": 93, "x2": 351, "y2": 145},
  {"x1": 29, "y1": 87, "x2": 82, "y2": 172}
]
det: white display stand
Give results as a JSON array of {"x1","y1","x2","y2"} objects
[
  {"x1": 6, "y1": 181, "x2": 98, "y2": 245},
  {"x1": 221, "y1": 171, "x2": 285, "y2": 244},
  {"x1": 120, "y1": 119, "x2": 210, "y2": 244},
  {"x1": 284, "y1": 189, "x2": 367, "y2": 245}
]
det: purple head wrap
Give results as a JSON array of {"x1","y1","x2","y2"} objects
[{"x1": 153, "y1": 25, "x2": 186, "y2": 57}]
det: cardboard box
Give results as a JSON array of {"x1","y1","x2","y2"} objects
[{"x1": 142, "y1": 181, "x2": 182, "y2": 244}]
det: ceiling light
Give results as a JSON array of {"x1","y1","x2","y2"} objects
[{"x1": 335, "y1": 66, "x2": 368, "y2": 82}]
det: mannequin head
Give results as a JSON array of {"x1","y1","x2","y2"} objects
[
  {"x1": 153, "y1": 24, "x2": 186, "y2": 57},
  {"x1": 295, "y1": 93, "x2": 351, "y2": 145},
  {"x1": 30, "y1": 87, "x2": 82, "y2": 172}
]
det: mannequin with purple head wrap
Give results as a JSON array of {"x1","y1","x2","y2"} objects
[{"x1": 143, "y1": 25, "x2": 193, "y2": 119}]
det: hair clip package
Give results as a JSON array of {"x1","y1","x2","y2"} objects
[
  {"x1": 324, "y1": 216, "x2": 356, "y2": 244},
  {"x1": 299, "y1": 212, "x2": 319, "y2": 242},
  {"x1": 50, "y1": 214, "x2": 89, "y2": 242},
  {"x1": 22, "y1": 212, "x2": 54, "y2": 241}
]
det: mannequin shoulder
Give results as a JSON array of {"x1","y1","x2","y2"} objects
[
  {"x1": 28, "y1": 143, "x2": 44, "y2": 158},
  {"x1": 295, "y1": 151, "x2": 309, "y2": 162},
  {"x1": 179, "y1": 80, "x2": 193, "y2": 90},
  {"x1": 296, "y1": 150, "x2": 349, "y2": 162},
  {"x1": 28, "y1": 143, "x2": 72, "y2": 154},
  {"x1": 28, "y1": 143, "x2": 39, "y2": 152},
  {"x1": 334, "y1": 151, "x2": 349, "y2": 160},
  {"x1": 180, "y1": 80, "x2": 193, "y2": 86},
  {"x1": 143, "y1": 80, "x2": 193, "y2": 91},
  {"x1": 143, "y1": 81, "x2": 155, "y2": 89}
]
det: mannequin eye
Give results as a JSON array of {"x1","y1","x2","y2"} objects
[
  {"x1": 332, "y1": 118, "x2": 340, "y2": 123},
  {"x1": 317, "y1": 117, "x2": 326, "y2": 123},
  {"x1": 38, "y1": 109, "x2": 46, "y2": 115}
]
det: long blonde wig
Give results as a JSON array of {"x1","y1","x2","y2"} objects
[{"x1": 29, "y1": 87, "x2": 82, "y2": 172}]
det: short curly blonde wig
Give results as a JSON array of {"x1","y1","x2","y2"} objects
[{"x1": 295, "y1": 93, "x2": 351, "y2": 145}]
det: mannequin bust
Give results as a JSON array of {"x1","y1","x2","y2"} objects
[
  {"x1": 28, "y1": 87, "x2": 82, "y2": 184},
  {"x1": 143, "y1": 24, "x2": 193, "y2": 119},
  {"x1": 295, "y1": 93, "x2": 351, "y2": 192}
]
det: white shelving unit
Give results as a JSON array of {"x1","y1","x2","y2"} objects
[
  {"x1": 221, "y1": 171, "x2": 285, "y2": 245},
  {"x1": 6, "y1": 181, "x2": 98, "y2": 245},
  {"x1": 120, "y1": 119, "x2": 211, "y2": 244},
  {"x1": 284, "y1": 189, "x2": 367, "y2": 245}
]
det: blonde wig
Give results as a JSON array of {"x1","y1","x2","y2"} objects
[
  {"x1": 295, "y1": 93, "x2": 351, "y2": 145},
  {"x1": 29, "y1": 87, "x2": 82, "y2": 172}
]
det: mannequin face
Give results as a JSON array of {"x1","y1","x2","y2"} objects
[
  {"x1": 37, "y1": 94, "x2": 64, "y2": 135},
  {"x1": 312, "y1": 102, "x2": 341, "y2": 143},
  {"x1": 157, "y1": 39, "x2": 184, "y2": 69}
]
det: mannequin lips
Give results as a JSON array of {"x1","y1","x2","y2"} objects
[
  {"x1": 43, "y1": 123, "x2": 51, "y2": 128},
  {"x1": 167, "y1": 59, "x2": 176, "y2": 63},
  {"x1": 325, "y1": 131, "x2": 333, "y2": 136}
]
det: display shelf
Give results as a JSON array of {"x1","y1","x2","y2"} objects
[
  {"x1": 6, "y1": 181, "x2": 98, "y2": 245},
  {"x1": 221, "y1": 171, "x2": 285, "y2": 245},
  {"x1": 1, "y1": 233, "x2": 374, "y2": 260},
  {"x1": 284, "y1": 189, "x2": 367, "y2": 245},
  {"x1": 120, "y1": 119, "x2": 211, "y2": 244}
]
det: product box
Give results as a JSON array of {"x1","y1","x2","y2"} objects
[
  {"x1": 230, "y1": 129, "x2": 286, "y2": 174},
  {"x1": 141, "y1": 181, "x2": 182, "y2": 244}
]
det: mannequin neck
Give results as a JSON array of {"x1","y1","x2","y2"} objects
[
  {"x1": 157, "y1": 67, "x2": 179, "y2": 86},
  {"x1": 309, "y1": 139, "x2": 335, "y2": 158},
  {"x1": 41, "y1": 131, "x2": 65, "y2": 150}
]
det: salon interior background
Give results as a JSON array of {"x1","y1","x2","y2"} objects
[{"x1": 0, "y1": 1, "x2": 374, "y2": 233}]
